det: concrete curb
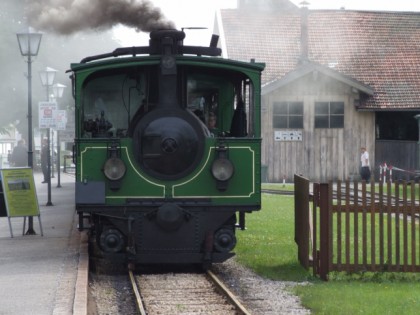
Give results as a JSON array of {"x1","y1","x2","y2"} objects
[{"x1": 73, "y1": 231, "x2": 89, "y2": 315}]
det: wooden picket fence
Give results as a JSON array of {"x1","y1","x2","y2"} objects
[{"x1": 294, "y1": 174, "x2": 420, "y2": 280}]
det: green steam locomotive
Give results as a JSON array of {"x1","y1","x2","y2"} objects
[{"x1": 71, "y1": 29, "x2": 265, "y2": 268}]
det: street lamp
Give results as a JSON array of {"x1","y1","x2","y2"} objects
[
  {"x1": 52, "y1": 83, "x2": 66, "y2": 188},
  {"x1": 53, "y1": 83, "x2": 66, "y2": 98},
  {"x1": 16, "y1": 28, "x2": 42, "y2": 168},
  {"x1": 16, "y1": 27, "x2": 42, "y2": 235},
  {"x1": 39, "y1": 67, "x2": 57, "y2": 100},
  {"x1": 39, "y1": 67, "x2": 57, "y2": 206},
  {"x1": 40, "y1": 67, "x2": 58, "y2": 179}
]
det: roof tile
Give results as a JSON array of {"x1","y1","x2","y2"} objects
[{"x1": 220, "y1": 9, "x2": 420, "y2": 110}]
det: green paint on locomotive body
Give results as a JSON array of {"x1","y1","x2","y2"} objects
[
  {"x1": 71, "y1": 52, "x2": 264, "y2": 210},
  {"x1": 77, "y1": 137, "x2": 261, "y2": 206}
]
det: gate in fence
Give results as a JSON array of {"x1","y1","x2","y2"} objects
[{"x1": 294, "y1": 174, "x2": 420, "y2": 280}]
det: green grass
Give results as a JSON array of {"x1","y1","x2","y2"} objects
[
  {"x1": 295, "y1": 280, "x2": 420, "y2": 315},
  {"x1": 262, "y1": 183, "x2": 294, "y2": 191},
  {"x1": 235, "y1": 194, "x2": 308, "y2": 281},
  {"x1": 235, "y1": 193, "x2": 420, "y2": 315}
]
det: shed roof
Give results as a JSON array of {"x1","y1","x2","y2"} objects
[
  {"x1": 262, "y1": 61, "x2": 374, "y2": 96},
  {"x1": 218, "y1": 8, "x2": 420, "y2": 110}
]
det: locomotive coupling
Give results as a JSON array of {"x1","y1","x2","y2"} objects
[{"x1": 154, "y1": 203, "x2": 191, "y2": 232}]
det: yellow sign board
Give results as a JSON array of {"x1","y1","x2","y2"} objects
[{"x1": 0, "y1": 168, "x2": 39, "y2": 217}]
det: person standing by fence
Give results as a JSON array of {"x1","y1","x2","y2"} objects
[{"x1": 360, "y1": 147, "x2": 371, "y2": 181}]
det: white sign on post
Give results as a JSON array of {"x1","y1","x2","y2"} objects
[
  {"x1": 39, "y1": 101, "x2": 57, "y2": 129},
  {"x1": 54, "y1": 110, "x2": 67, "y2": 131}
]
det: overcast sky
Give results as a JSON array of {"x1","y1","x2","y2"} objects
[{"x1": 113, "y1": 0, "x2": 420, "y2": 46}]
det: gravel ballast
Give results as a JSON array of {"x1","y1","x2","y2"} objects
[{"x1": 89, "y1": 257, "x2": 310, "y2": 314}]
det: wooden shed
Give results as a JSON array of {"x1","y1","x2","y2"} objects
[
  {"x1": 215, "y1": 0, "x2": 420, "y2": 182},
  {"x1": 261, "y1": 62, "x2": 374, "y2": 182}
]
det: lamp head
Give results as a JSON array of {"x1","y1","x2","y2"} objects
[{"x1": 16, "y1": 28, "x2": 42, "y2": 57}]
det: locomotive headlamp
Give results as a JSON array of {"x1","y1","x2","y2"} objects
[
  {"x1": 103, "y1": 157, "x2": 126, "y2": 181},
  {"x1": 211, "y1": 144, "x2": 234, "y2": 191},
  {"x1": 211, "y1": 158, "x2": 234, "y2": 181},
  {"x1": 103, "y1": 142, "x2": 126, "y2": 190}
]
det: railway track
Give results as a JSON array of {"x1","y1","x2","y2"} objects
[
  {"x1": 263, "y1": 185, "x2": 418, "y2": 206},
  {"x1": 333, "y1": 184, "x2": 420, "y2": 206},
  {"x1": 261, "y1": 189, "x2": 294, "y2": 195},
  {"x1": 129, "y1": 269, "x2": 252, "y2": 315}
]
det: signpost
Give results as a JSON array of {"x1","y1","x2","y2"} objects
[
  {"x1": 0, "y1": 168, "x2": 43, "y2": 237},
  {"x1": 39, "y1": 101, "x2": 57, "y2": 129},
  {"x1": 39, "y1": 101, "x2": 58, "y2": 206},
  {"x1": 53, "y1": 110, "x2": 67, "y2": 131},
  {"x1": 53, "y1": 110, "x2": 67, "y2": 187}
]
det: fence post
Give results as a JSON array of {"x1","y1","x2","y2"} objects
[
  {"x1": 312, "y1": 183, "x2": 319, "y2": 277},
  {"x1": 319, "y1": 182, "x2": 332, "y2": 280},
  {"x1": 294, "y1": 174, "x2": 310, "y2": 269}
]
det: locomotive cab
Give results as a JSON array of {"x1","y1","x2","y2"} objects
[{"x1": 72, "y1": 30, "x2": 265, "y2": 267}]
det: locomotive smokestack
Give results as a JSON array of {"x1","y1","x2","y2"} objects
[
  {"x1": 149, "y1": 30, "x2": 185, "y2": 55},
  {"x1": 151, "y1": 30, "x2": 185, "y2": 108},
  {"x1": 27, "y1": 0, "x2": 175, "y2": 35}
]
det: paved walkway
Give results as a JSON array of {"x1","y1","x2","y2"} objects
[{"x1": 0, "y1": 170, "x2": 84, "y2": 315}]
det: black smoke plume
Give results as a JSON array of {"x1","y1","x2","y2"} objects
[{"x1": 27, "y1": 0, "x2": 175, "y2": 35}]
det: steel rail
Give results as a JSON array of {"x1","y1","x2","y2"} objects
[
  {"x1": 261, "y1": 189, "x2": 294, "y2": 195},
  {"x1": 206, "y1": 270, "x2": 252, "y2": 315},
  {"x1": 128, "y1": 270, "x2": 147, "y2": 315}
]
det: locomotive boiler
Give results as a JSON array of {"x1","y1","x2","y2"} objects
[{"x1": 71, "y1": 29, "x2": 265, "y2": 268}]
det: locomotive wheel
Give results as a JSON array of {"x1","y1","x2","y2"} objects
[
  {"x1": 214, "y1": 228, "x2": 237, "y2": 253},
  {"x1": 99, "y1": 228, "x2": 125, "y2": 253}
]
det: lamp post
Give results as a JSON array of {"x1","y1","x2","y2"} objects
[
  {"x1": 16, "y1": 28, "x2": 42, "y2": 235},
  {"x1": 39, "y1": 67, "x2": 57, "y2": 206},
  {"x1": 51, "y1": 129, "x2": 55, "y2": 178},
  {"x1": 52, "y1": 83, "x2": 66, "y2": 188}
]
